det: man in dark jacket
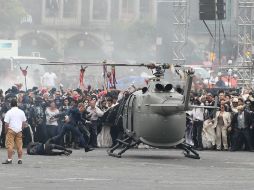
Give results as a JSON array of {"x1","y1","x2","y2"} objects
[
  {"x1": 52, "y1": 102, "x2": 93, "y2": 152},
  {"x1": 30, "y1": 96, "x2": 46, "y2": 143},
  {"x1": 230, "y1": 105, "x2": 254, "y2": 151},
  {"x1": 27, "y1": 138, "x2": 72, "y2": 156}
]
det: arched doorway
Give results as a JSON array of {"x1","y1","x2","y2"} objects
[
  {"x1": 19, "y1": 32, "x2": 59, "y2": 60},
  {"x1": 64, "y1": 33, "x2": 105, "y2": 61}
]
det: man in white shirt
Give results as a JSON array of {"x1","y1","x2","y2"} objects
[
  {"x1": 87, "y1": 100, "x2": 104, "y2": 147},
  {"x1": 41, "y1": 72, "x2": 57, "y2": 88},
  {"x1": 3, "y1": 99, "x2": 27, "y2": 164},
  {"x1": 191, "y1": 99, "x2": 205, "y2": 150}
]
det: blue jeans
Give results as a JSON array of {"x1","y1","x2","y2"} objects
[
  {"x1": 54, "y1": 123, "x2": 87, "y2": 148},
  {"x1": 46, "y1": 125, "x2": 58, "y2": 140}
]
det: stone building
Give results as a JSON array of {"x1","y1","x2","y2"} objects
[{"x1": 17, "y1": 0, "x2": 157, "y2": 61}]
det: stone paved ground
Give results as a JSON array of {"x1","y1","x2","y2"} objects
[{"x1": 0, "y1": 149, "x2": 253, "y2": 190}]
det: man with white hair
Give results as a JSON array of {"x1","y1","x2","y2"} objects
[
  {"x1": 230, "y1": 105, "x2": 254, "y2": 151},
  {"x1": 231, "y1": 97, "x2": 239, "y2": 113}
]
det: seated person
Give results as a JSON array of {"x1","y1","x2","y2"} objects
[{"x1": 27, "y1": 138, "x2": 72, "y2": 156}]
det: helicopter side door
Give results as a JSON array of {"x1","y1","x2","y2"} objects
[{"x1": 123, "y1": 94, "x2": 136, "y2": 132}]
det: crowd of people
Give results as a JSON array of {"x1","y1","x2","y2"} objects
[
  {"x1": 0, "y1": 85, "x2": 128, "y2": 152},
  {"x1": 187, "y1": 89, "x2": 254, "y2": 152},
  {"x1": 0, "y1": 83, "x2": 254, "y2": 154}
]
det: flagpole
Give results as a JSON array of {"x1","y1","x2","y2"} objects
[
  {"x1": 20, "y1": 66, "x2": 28, "y2": 92},
  {"x1": 25, "y1": 75, "x2": 28, "y2": 92}
]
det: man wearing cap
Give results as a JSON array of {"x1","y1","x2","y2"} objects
[
  {"x1": 231, "y1": 105, "x2": 254, "y2": 151},
  {"x1": 2, "y1": 99, "x2": 27, "y2": 164}
]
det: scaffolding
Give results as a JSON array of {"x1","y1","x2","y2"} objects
[
  {"x1": 172, "y1": 0, "x2": 188, "y2": 65},
  {"x1": 237, "y1": 0, "x2": 254, "y2": 86},
  {"x1": 157, "y1": 0, "x2": 189, "y2": 65}
]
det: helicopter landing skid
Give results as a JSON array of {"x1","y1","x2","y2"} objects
[
  {"x1": 178, "y1": 143, "x2": 200, "y2": 159},
  {"x1": 107, "y1": 137, "x2": 140, "y2": 158}
]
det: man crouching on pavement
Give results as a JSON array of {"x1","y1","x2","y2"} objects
[{"x1": 2, "y1": 99, "x2": 27, "y2": 165}]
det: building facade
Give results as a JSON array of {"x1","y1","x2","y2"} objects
[{"x1": 17, "y1": 0, "x2": 157, "y2": 61}]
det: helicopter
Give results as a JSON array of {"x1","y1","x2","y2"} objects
[{"x1": 42, "y1": 61, "x2": 217, "y2": 159}]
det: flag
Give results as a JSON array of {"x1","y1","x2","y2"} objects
[
  {"x1": 111, "y1": 66, "x2": 117, "y2": 89},
  {"x1": 79, "y1": 66, "x2": 87, "y2": 89}
]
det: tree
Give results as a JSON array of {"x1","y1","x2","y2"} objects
[{"x1": 0, "y1": 0, "x2": 26, "y2": 37}]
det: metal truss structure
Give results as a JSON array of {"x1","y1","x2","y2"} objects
[
  {"x1": 172, "y1": 0, "x2": 188, "y2": 65},
  {"x1": 237, "y1": 0, "x2": 254, "y2": 86},
  {"x1": 157, "y1": 0, "x2": 189, "y2": 65}
]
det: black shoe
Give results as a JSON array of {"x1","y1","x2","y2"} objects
[
  {"x1": 85, "y1": 147, "x2": 94, "y2": 152},
  {"x1": 18, "y1": 160, "x2": 22, "y2": 164},
  {"x1": 64, "y1": 151, "x2": 71, "y2": 156},
  {"x1": 196, "y1": 147, "x2": 203, "y2": 151},
  {"x1": 2, "y1": 160, "x2": 12, "y2": 164},
  {"x1": 64, "y1": 149, "x2": 72, "y2": 156},
  {"x1": 73, "y1": 145, "x2": 80, "y2": 150},
  {"x1": 212, "y1": 145, "x2": 216, "y2": 150}
]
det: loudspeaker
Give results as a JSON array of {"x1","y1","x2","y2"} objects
[
  {"x1": 217, "y1": 0, "x2": 226, "y2": 20},
  {"x1": 199, "y1": 0, "x2": 226, "y2": 20},
  {"x1": 199, "y1": 0, "x2": 216, "y2": 20}
]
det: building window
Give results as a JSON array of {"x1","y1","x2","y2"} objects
[
  {"x1": 42, "y1": 0, "x2": 82, "y2": 25},
  {"x1": 90, "y1": 0, "x2": 111, "y2": 21},
  {"x1": 45, "y1": 0, "x2": 60, "y2": 17},
  {"x1": 63, "y1": 0, "x2": 78, "y2": 18},
  {"x1": 119, "y1": 0, "x2": 139, "y2": 21},
  {"x1": 140, "y1": 0, "x2": 152, "y2": 19}
]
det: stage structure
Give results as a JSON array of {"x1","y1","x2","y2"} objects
[
  {"x1": 157, "y1": 0, "x2": 189, "y2": 65},
  {"x1": 237, "y1": 0, "x2": 254, "y2": 86}
]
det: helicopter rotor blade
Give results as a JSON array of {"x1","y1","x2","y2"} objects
[{"x1": 41, "y1": 61, "x2": 149, "y2": 67}]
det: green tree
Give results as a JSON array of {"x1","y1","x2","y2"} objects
[{"x1": 0, "y1": 0, "x2": 26, "y2": 36}]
